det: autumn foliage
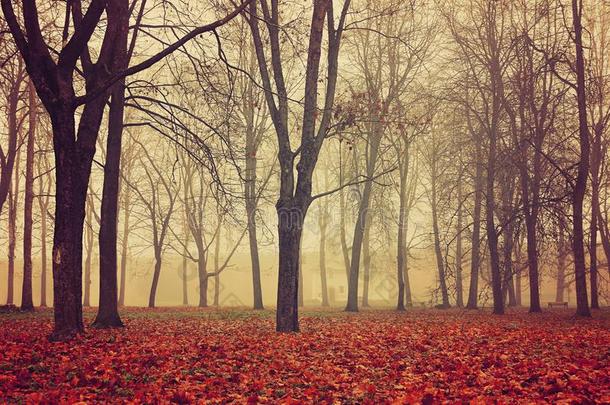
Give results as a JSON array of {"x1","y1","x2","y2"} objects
[{"x1": 1, "y1": 308, "x2": 609, "y2": 403}]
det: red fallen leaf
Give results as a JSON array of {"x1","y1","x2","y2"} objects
[
  {"x1": 0, "y1": 308, "x2": 609, "y2": 403},
  {"x1": 69, "y1": 375, "x2": 79, "y2": 386},
  {"x1": 171, "y1": 389, "x2": 194, "y2": 404},
  {"x1": 15, "y1": 370, "x2": 31, "y2": 388}
]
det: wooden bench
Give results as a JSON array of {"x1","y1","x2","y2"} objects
[{"x1": 547, "y1": 302, "x2": 568, "y2": 308}]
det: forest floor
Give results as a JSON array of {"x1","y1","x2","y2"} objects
[{"x1": 0, "y1": 306, "x2": 609, "y2": 403}]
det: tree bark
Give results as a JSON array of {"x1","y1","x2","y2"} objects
[
  {"x1": 182, "y1": 254, "x2": 189, "y2": 306},
  {"x1": 589, "y1": 126, "x2": 602, "y2": 309},
  {"x1": 211, "y1": 225, "x2": 221, "y2": 307},
  {"x1": 93, "y1": 0, "x2": 129, "y2": 328},
  {"x1": 5, "y1": 88, "x2": 21, "y2": 306},
  {"x1": 118, "y1": 181, "x2": 131, "y2": 307},
  {"x1": 466, "y1": 141, "x2": 483, "y2": 309},
  {"x1": 214, "y1": 274, "x2": 220, "y2": 307},
  {"x1": 431, "y1": 178, "x2": 450, "y2": 308},
  {"x1": 298, "y1": 237, "x2": 304, "y2": 307},
  {"x1": 83, "y1": 199, "x2": 93, "y2": 308},
  {"x1": 346, "y1": 131, "x2": 381, "y2": 312},
  {"x1": 148, "y1": 249, "x2": 162, "y2": 308},
  {"x1": 0, "y1": 71, "x2": 22, "y2": 218},
  {"x1": 501, "y1": 222, "x2": 515, "y2": 307},
  {"x1": 246, "y1": 128, "x2": 264, "y2": 310},
  {"x1": 39, "y1": 196, "x2": 48, "y2": 307},
  {"x1": 455, "y1": 178, "x2": 464, "y2": 308},
  {"x1": 247, "y1": 0, "x2": 344, "y2": 332},
  {"x1": 93, "y1": 81, "x2": 126, "y2": 328},
  {"x1": 318, "y1": 197, "x2": 329, "y2": 307},
  {"x1": 198, "y1": 257, "x2": 209, "y2": 308},
  {"x1": 485, "y1": 114, "x2": 503, "y2": 315},
  {"x1": 21, "y1": 80, "x2": 36, "y2": 311},
  {"x1": 524, "y1": 212, "x2": 541, "y2": 311},
  {"x1": 362, "y1": 219, "x2": 371, "y2": 307},
  {"x1": 404, "y1": 251, "x2": 412, "y2": 307},
  {"x1": 50, "y1": 105, "x2": 98, "y2": 340},
  {"x1": 396, "y1": 171, "x2": 408, "y2": 311},
  {"x1": 556, "y1": 226, "x2": 567, "y2": 303},
  {"x1": 571, "y1": 0, "x2": 591, "y2": 317},
  {"x1": 339, "y1": 180, "x2": 351, "y2": 283},
  {"x1": 276, "y1": 204, "x2": 306, "y2": 332}
]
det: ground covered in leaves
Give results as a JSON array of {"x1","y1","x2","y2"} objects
[{"x1": 1, "y1": 307, "x2": 609, "y2": 403}]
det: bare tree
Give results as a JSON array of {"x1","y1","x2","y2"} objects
[
  {"x1": 390, "y1": 107, "x2": 421, "y2": 310},
  {"x1": 446, "y1": 0, "x2": 516, "y2": 314},
  {"x1": 1, "y1": 0, "x2": 251, "y2": 339},
  {"x1": 570, "y1": 0, "x2": 591, "y2": 316},
  {"x1": 6, "y1": 135, "x2": 21, "y2": 306},
  {"x1": 584, "y1": 1, "x2": 610, "y2": 309},
  {"x1": 128, "y1": 138, "x2": 179, "y2": 308},
  {"x1": 35, "y1": 118, "x2": 53, "y2": 307},
  {"x1": 0, "y1": 36, "x2": 26, "y2": 218},
  {"x1": 21, "y1": 80, "x2": 37, "y2": 311},
  {"x1": 246, "y1": 0, "x2": 350, "y2": 331},
  {"x1": 345, "y1": 0, "x2": 432, "y2": 312}
]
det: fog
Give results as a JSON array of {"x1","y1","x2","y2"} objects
[{"x1": 1, "y1": 0, "x2": 608, "y2": 321}]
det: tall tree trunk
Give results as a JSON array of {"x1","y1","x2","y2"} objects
[
  {"x1": 597, "y1": 211, "x2": 610, "y2": 284},
  {"x1": 198, "y1": 257, "x2": 208, "y2": 308},
  {"x1": 515, "y1": 266, "x2": 522, "y2": 306},
  {"x1": 93, "y1": 83, "x2": 127, "y2": 328},
  {"x1": 524, "y1": 213, "x2": 541, "y2": 312},
  {"x1": 346, "y1": 133, "x2": 381, "y2": 312},
  {"x1": 246, "y1": 137, "x2": 264, "y2": 310},
  {"x1": 513, "y1": 56, "x2": 543, "y2": 313},
  {"x1": 39, "y1": 198, "x2": 48, "y2": 307},
  {"x1": 6, "y1": 145, "x2": 20, "y2": 306},
  {"x1": 466, "y1": 142, "x2": 483, "y2": 309},
  {"x1": 118, "y1": 184, "x2": 130, "y2": 307},
  {"x1": 247, "y1": 0, "x2": 340, "y2": 332},
  {"x1": 502, "y1": 222, "x2": 515, "y2": 307},
  {"x1": 318, "y1": 199, "x2": 329, "y2": 307},
  {"x1": 339, "y1": 150, "x2": 351, "y2": 283},
  {"x1": 396, "y1": 173, "x2": 407, "y2": 311},
  {"x1": 93, "y1": 0, "x2": 129, "y2": 327},
  {"x1": 21, "y1": 80, "x2": 36, "y2": 311},
  {"x1": 182, "y1": 254, "x2": 189, "y2": 306},
  {"x1": 0, "y1": 78, "x2": 20, "y2": 218},
  {"x1": 486, "y1": 131, "x2": 504, "y2": 315},
  {"x1": 298, "y1": 237, "x2": 304, "y2": 307},
  {"x1": 589, "y1": 188, "x2": 599, "y2": 309},
  {"x1": 148, "y1": 250, "x2": 162, "y2": 308},
  {"x1": 276, "y1": 203, "x2": 306, "y2": 332},
  {"x1": 571, "y1": 0, "x2": 591, "y2": 317},
  {"x1": 50, "y1": 111, "x2": 96, "y2": 340},
  {"x1": 212, "y1": 226, "x2": 220, "y2": 307},
  {"x1": 589, "y1": 126, "x2": 602, "y2": 309},
  {"x1": 404, "y1": 250, "x2": 412, "y2": 307},
  {"x1": 213, "y1": 274, "x2": 220, "y2": 307},
  {"x1": 362, "y1": 219, "x2": 371, "y2": 307},
  {"x1": 556, "y1": 226, "x2": 567, "y2": 302},
  {"x1": 83, "y1": 200, "x2": 93, "y2": 308},
  {"x1": 431, "y1": 182, "x2": 450, "y2": 308},
  {"x1": 455, "y1": 179, "x2": 464, "y2": 308},
  {"x1": 180, "y1": 189, "x2": 190, "y2": 307},
  {"x1": 93, "y1": 80, "x2": 126, "y2": 328},
  {"x1": 507, "y1": 277, "x2": 516, "y2": 307}
]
